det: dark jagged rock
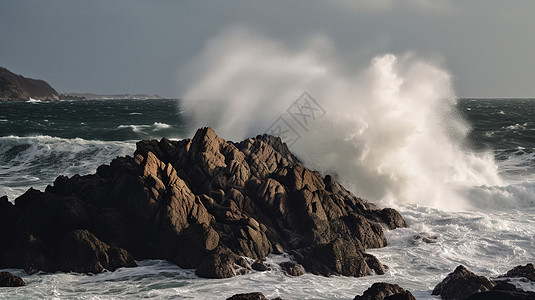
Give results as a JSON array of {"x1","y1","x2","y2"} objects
[
  {"x1": 195, "y1": 247, "x2": 248, "y2": 278},
  {"x1": 432, "y1": 265, "x2": 495, "y2": 299},
  {"x1": 0, "y1": 127, "x2": 406, "y2": 278},
  {"x1": 57, "y1": 229, "x2": 136, "y2": 273},
  {"x1": 492, "y1": 281, "x2": 519, "y2": 292},
  {"x1": 226, "y1": 293, "x2": 283, "y2": 300},
  {"x1": 464, "y1": 290, "x2": 535, "y2": 300},
  {"x1": 279, "y1": 261, "x2": 305, "y2": 277},
  {"x1": 0, "y1": 67, "x2": 59, "y2": 101},
  {"x1": 353, "y1": 282, "x2": 415, "y2": 300},
  {"x1": 499, "y1": 263, "x2": 535, "y2": 282},
  {"x1": 251, "y1": 260, "x2": 269, "y2": 271},
  {"x1": 226, "y1": 292, "x2": 267, "y2": 300},
  {"x1": 0, "y1": 272, "x2": 26, "y2": 287}
]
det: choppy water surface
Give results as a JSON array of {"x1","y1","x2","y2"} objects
[{"x1": 1, "y1": 98, "x2": 534, "y2": 299}]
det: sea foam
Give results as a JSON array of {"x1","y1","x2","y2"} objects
[
  {"x1": 0, "y1": 135, "x2": 135, "y2": 201},
  {"x1": 179, "y1": 27, "x2": 503, "y2": 211}
]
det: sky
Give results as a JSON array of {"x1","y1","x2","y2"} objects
[{"x1": 0, "y1": 0, "x2": 534, "y2": 98}]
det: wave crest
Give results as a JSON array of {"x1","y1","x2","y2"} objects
[{"x1": 179, "y1": 27, "x2": 504, "y2": 211}]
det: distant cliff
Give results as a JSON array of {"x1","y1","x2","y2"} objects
[
  {"x1": 0, "y1": 67, "x2": 59, "y2": 101},
  {"x1": 61, "y1": 93, "x2": 164, "y2": 100}
]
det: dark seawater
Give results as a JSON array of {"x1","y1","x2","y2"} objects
[
  {"x1": 458, "y1": 98, "x2": 535, "y2": 178},
  {"x1": 0, "y1": 98, "x2": 534, "y2": 299},
  {"x1": 0, "y1": 99, "x2": 188, "y2": 140}
]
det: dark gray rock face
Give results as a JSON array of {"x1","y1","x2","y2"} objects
[
  {"x1": 279, "y1": 261, "x2": 305, "y2": 277},
  {"x1": 226, "y1": 293, "x2": 283, "y2": 300},
  {"x1": 353, "y1": 282, "x2": 415, "y2": 300},
  {"x1": 0, "y1": 272, "x2": 26, "y2": 287},
  {"x1": 464, "y1": 290, "x2": 535, "y2": 300},
  {"x1": 0, "y1": 127, "x2": 406, "y2": 278},
  {"x1": 251, "y1": 260, "x2": 269, "y2": 271},
  {"x1": 432, "y1": 265, "x2": 495, "y2": 299},
  {"x1": 0, "y1": 67, "x2": 59, "y2": 101},
  {"x1": 499, "y1": 263, "x2": 535, "y2": 282}
]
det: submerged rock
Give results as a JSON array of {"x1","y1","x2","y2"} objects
[
  {"x1": 0, "y1": 272, "x2": 26, "y2": 287},
  {"x1": 0, "y1": 127, "x2": 406, "y2": 278}
]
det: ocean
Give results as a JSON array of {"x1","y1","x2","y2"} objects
[{"x1": 0, "y1": 98, "x2": 534, "y2": 299}]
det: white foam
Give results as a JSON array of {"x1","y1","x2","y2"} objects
[
  {"x1": 152, "y1": 122, "x2": 171, "y2": 130},
  {"x1": 0, "y1": 135, "x2": 135, "y2": 201},
  {"x1": 117, "y1": 124, "x2": 151, "y2": 132},
  {"x1": 117, "y1": 123, "x2": 172, "y2": 133},
  {"x1": 505, "y1": 123, "x2": 529, "y2": 130},
  {"x1": 179, "y1": 27, "x2": 503, "y2": 211},
  {"x1": 3, "y1": 205, "x2": 534, "y2": 299}
]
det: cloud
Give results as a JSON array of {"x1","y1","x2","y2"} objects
[{"x1": 331, "y1": 0, "x2": 457, "y2": 13}]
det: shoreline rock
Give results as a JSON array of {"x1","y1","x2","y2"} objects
[
  {"x1": 0, "y1": 127, "x2": 406, "y2": 278},
  {"x1": 432, "y1": 264, "x2": 535, "y2": 300},
  {"x1": 353, "y1": 282, "x2": 415, "y2": 300},
  {"x1": 0, "y1": 272, "x2": 26, "y2": 287}
]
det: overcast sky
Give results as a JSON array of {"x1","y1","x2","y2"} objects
[{"x1": 1, "y1": 0, "x2": 534, "y2": 98}]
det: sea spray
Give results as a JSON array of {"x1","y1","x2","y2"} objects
[
  {"x1": 0, "y1": 135, "x2": 134, "y2": 201},
  {"x1": 180, "y1": 28, "x2": 502, "y2": 210}
]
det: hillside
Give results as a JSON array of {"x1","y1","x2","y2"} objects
[{"x1": 0, "y1": 67, "x2": 59, "y2": 101}]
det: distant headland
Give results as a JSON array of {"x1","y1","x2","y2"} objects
[
  {"x1": 0, "y1": 67, "x2": 59, "y2": 101},
  {"x1": 0, "y1": 67, "x2": 163, "y2": 101},
  {"x1": 60, "y1": 93, "x2": 164, "y2": 100}
]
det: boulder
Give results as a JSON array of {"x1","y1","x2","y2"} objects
[
  {"x1": 499, "y1": 263, "x2": 535, "y2": 282},
  {"x1": 279, "y1": 261, "x2": 305, "y2": 277},
  {"x1": 226, "y1": 293, "x2": 267, "y2": 300},
  {"x1": 57, "y1": 229, "x2": 136, "y2": 273},
  {"x1": 0, "y1": 272, "x2": 26, "y2": 287},
  {"x1": 226, "y1": 293, "x2": 284, "y2": 300},
  {"x1": 0, "y1": 127, "x2": 406, "y2": 278},
  {"x1": 432, "y1": 265, "x2": 495, "y2": 299},
  {"x1": 464, "y1": 290, "x2": 535, "y2": 300},
  {"x1": 353, "y1": 282, "x2": 415, "y2": 300},
  {"x1": 195, "y1": 247, "x2": 248, "y2": 279},
  {"x1": 251, "y1": 260, "x2": 269, "y2": 271}
]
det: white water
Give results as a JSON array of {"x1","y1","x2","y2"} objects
[
  {"x1": 1, "y1": 29, "x2": 535, "y2": 300},
  {"x1": 179, "y1": 27, "x2": 505, "y2": 211},
  {"x1": 0, "y1": 135, "x2": 135, "y2": 201}
]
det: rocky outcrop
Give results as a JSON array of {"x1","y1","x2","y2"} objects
[
  {"x1": 432, "y1": 264, "x2": 535, "y2": 300},
  {"x1": 432, "y1": 265, "x2": 495, "y2": 299},
  {"x1": 464, "y1": 290, "x2": 535, "y2": 300},
  {"x1": 499, "y1": 263, "x2": 535, "y2": 282},
  {"x1": 226, "y1": 293, "x2": 283, "y2": 300},
  {"x1": 0, "y1": 127, "x2": 406, "y2": 278},
  {"x1": 0, "y1": 272, "x2": 26, "y2": 287},
  {"x1": 0, "y1": 67, "x2": 59, "y2": 101},
  {"x1": 279, "y1": 261, "x2": 305, "y2": 276},
  {"x1": 353, "y1": 282, "x2": 415, "y2": 300}
]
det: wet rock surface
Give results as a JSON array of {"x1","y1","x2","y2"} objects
[
  {"x1": 353, "y1": 282, "x2": 415, "y2": 300},
  {"x1": 432, "y1": 265, "x2": 495, "y2": 299},
  {"x1": 0, "y1": 127, "x2": 406, "y2": 278},
  {"x1": 0, "y1": 272, "x2": 26, "y2": 287}
]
